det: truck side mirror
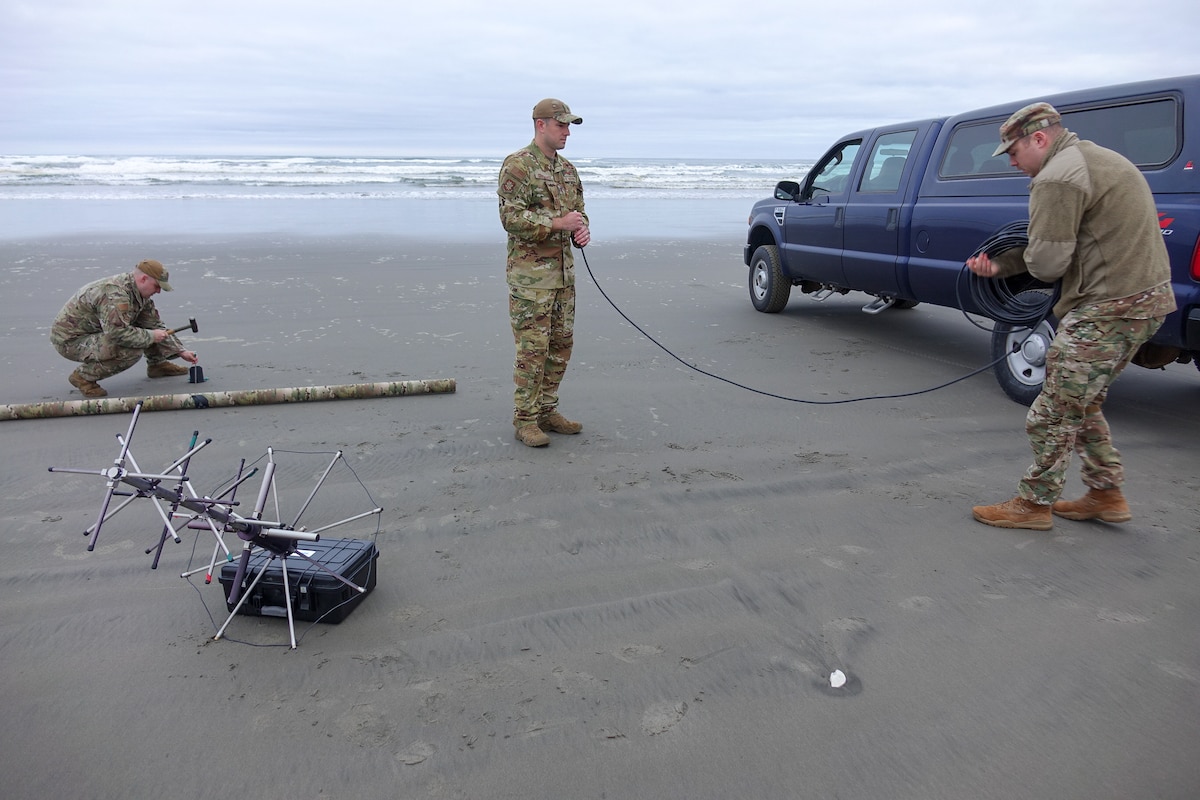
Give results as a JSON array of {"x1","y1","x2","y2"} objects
[{"x1": 774, "y1": 180, "x2": 801, "y2": 201}]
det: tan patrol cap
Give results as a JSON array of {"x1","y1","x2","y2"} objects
[
  {"x1": 532, "y1": 98, "x2": 582, "y2": 124},
  {"x1": 992, "y1": 102, "x2": 1062, "y2": 157},
  {"x1": 135, "y1": 259, "x2": 173, "y2": 291}
]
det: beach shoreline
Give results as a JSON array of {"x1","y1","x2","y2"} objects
[{"x1": 0, "y1": 193, "x2": 759, "y2": 244}]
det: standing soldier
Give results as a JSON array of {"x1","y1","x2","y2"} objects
[
  {"x1": 498, "y1": 98, "x2": 591, "y2": 447},
  {"x1": 966, "y1": 103, "x2": 1175, "y2": 529},
  {"x1": 51, "y1": 259, "x2": 198, "y2": 398}
]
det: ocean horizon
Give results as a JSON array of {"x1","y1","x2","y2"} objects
[{"x1": 0, "y1": 154, "x2": 813, "y2": 242}]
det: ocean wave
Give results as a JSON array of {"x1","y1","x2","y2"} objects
[{"x1": 0, "y1": 154, "x2": 811, "y2": 195}]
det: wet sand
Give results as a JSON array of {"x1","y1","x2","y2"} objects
[{"x1": 2, "y1": 234, "x2": 1198, "y2": 799}]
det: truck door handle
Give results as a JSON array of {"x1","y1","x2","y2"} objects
[
  {"x1": 835, "y1": 207, "x2": 844, "y2": 228},
  {"x1": 886, "y1": 207, "x2": 899, "y2": 231}
]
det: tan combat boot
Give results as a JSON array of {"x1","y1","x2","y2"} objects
[
  {"x1": 1052, "y1": 487, "x2": 1132, "y2": 523},
  {"x1": 68, "y1": 369, "x2": 108, "y2": 398},
  {"x1": 147, "y1": 361, "x2": 189, "y2": 378},
  {"x1": 972, "y1": 497, "x2": 1053, "y2": 531},
  {"x1": 538, "y1": 410, "x2": 582, "y2": 434},
  {"x1": 514, "y1": 421, "x2": 550, "y2": 447}
]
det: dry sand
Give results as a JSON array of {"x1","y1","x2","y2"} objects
[{"x1": 2, "y1": 234, "x2": 1198, "y2": 799}]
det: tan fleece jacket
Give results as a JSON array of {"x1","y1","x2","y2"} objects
[{"x1": 995, "y1": 130, "x2": 1174, "y2": 320}]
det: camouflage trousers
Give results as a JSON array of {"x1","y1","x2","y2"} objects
[
  {"x1": 53, "y1": 334, "x2": 176, "y2": 382},
  {"x1": 1018, "y1": 312, "x2": 1164, "y2": 504},
  {"x1": 509, "y1": 284, "x2": 574, "y2": 423}
]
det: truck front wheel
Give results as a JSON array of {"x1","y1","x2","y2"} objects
[
  {"x1": 749, "y1": 245, "x2": 791, "y2": 313},
  {"x1": 990, "y1": 311, "x2": 1056, "y2": 405}
]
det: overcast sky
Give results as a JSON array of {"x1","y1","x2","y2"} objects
[{"x1": 2, "y1": 0, "x2": 1198, "y2": 160}]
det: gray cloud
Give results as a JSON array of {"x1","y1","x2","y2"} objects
[{"x1": 2, "y1": 0, "x2": 1197, "y2": 158}]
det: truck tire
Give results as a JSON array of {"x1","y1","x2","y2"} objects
[
  {"x1": 749, "y1": 245, "x2": 791, "y2": 313},
  {"x1": 990, "y1": 296, "x2": 1057, "y2": 405}
]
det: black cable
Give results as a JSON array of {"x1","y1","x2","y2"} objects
[
  {"x1": 580, "y1": 226, "x2": 1056, "y2": 405},
  {"x1": 581, "y1": 247, "x2": 1003, "y2": 405}
]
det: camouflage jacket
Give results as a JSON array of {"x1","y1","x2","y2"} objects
[
  {"x1": 498, "y1": 142, "x2": 587, "y2": 289},
  {"x1": 50, "y1": 272, "x2": 182, "y2": 354}
]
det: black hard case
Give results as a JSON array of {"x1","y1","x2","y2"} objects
[{"x1": 218, "y1": 537, "x2": 378, "y2": 624}]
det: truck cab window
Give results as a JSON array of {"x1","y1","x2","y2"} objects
[
  {"x1": 806, "y1": 140, "x2": 861, "y2": 197},
  {"x1": 942, "y1": 121, "x2": 1022, "y2": 177},
  {"x1": 861, "y1": 130, "x2": 916, "y2": 192}
]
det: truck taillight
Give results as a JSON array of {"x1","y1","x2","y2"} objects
[{"x1": 1193, "y1": 235, "x2": 1200, "y2": 281}]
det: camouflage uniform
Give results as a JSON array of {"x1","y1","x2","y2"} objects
[
  {"x1": 1020, "y1": 284, "x2": 1172, "y2": 503},
  {"x1": 50, "y1": 272, "x2": 185, "y2": 381},
  {"x1": 989, "y1": 121, "x2": 1176, "y2": 505},
  {"x1": 498, "y1": 142, "x2": 587, "y2": 423}
]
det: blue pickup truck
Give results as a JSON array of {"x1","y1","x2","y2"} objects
[{"x1": 744, "y1": 75, "x2": 1200, "y2": 403}]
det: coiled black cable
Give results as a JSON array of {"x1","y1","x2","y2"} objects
[{"x1": 959, "y1": 220, "x2": 1060, "y2": 328}]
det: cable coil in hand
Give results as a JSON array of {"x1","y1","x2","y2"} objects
[{"x1": 962, "y1": 220, "x2": 1059, "y2": 327}]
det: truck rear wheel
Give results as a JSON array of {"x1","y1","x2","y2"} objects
[
  {"x1": 990, "y1": 297, "x2": 1056, "y2": 405},
  {"x1": 749, "y1": 245, "x2": 791, "y2": 313}
]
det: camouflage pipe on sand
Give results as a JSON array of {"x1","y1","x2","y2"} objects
[{"x1": 0, "y1": 379, "x2": 456, "y2": 421}]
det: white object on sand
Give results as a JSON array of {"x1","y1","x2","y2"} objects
[{"x1": 830, "y1": 669, "x2": 847, "y2": 688}]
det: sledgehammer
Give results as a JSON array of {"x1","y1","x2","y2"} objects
[{"x1": 166, "y1": 318, "x2": 199, "y2": 336}]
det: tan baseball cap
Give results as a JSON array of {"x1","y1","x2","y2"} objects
[
  {"x1": 135, "y1": 259, "x2": 173, "y2": 291},
  {"x1": 532, "y1": 98, "x2": 582, "y2": 124},
  {"x1": 992, "y1": 102, "x2": 1062, "y2": 157}
]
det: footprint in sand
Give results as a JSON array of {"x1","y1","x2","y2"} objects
[
  {"x1": 641, "y1": 701, "x2": 687, "y2": 735},
  {"x1": 336, "y1": 703, "x2": 391, "y2": 747},
  {"x1": 396, "y1": 741, "x2": 435, "y2": 765}
]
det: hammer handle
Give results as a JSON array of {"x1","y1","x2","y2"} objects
[{"x1": 166, "y1": 320, "x2": 197, "y2": 336}]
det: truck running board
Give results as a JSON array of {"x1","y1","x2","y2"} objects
[{"x1": 861, "y1": 296, "x2": 897, "y2": 315}]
